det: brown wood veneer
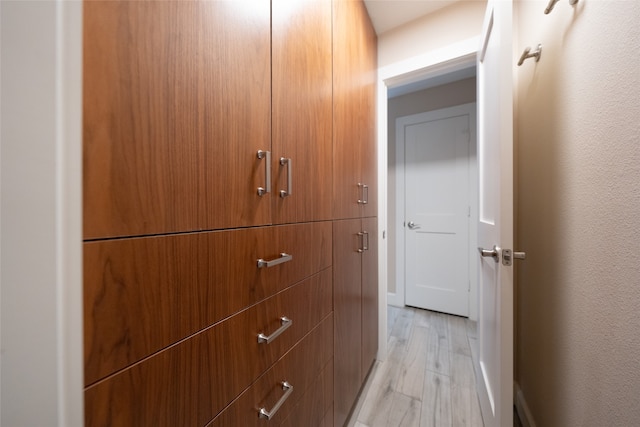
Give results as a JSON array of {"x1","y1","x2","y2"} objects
[
  {"x1": 83, "y1": 0, "x2": 271, "y2": 240},
  {"x1": 84, "y1": 221, "x2": 332, "y2": 385},
  {"x1": 206, "y1": 317, "x2": 333, "y2": 427},
  {"x1": 332, "y1": 0, "x2": 378, "y2": 221},
  {"x1": 85, "y1": 271, "x2": 332, "y2": 427},
  {"x1": 272, "y1": 0, "x2": 333, "y2": 224}
]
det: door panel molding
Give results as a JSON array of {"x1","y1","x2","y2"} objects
[{"x1": 395, "y1": 103, "x2": 477, "y2": 318}]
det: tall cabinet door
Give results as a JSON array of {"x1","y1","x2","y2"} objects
[
  {"x1": 333, "y1": 219, "x2": 363, "y2": 427},
  {"x1": 83, "y1": 0, "x2": 271, "y2": 240},
  {"x1": 332, "y1": 0, "x2": 377, "y2": 220},
  {"x1": 361, "y1": 217, "x2": 378, "y2": 379},
  {"x1": 272, "y1": 0, "x2": 333, "y2": 224}
]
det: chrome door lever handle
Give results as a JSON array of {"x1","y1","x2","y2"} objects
[
  {"x1": 407, "y1": 221, "x2": 421, "y2": 230},
  {"x1": 478, "y1": 245, "x2": 500, "y2": 263}
]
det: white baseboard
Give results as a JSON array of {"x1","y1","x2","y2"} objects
[
  {"x1": 387, "y1": 292, "x2": 403, "y2": 307},
  {"x1": 514, "y1": 382, "x2": 536, "y2": 427}
]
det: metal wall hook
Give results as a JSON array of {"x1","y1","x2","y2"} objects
[
  {"x1": 545, "y1": 0, "x2": 579, "y2": 15},
  {"x1": 517, "y1": 44, "x2": 542, "y2": 66}
]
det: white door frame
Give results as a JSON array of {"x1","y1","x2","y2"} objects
[
  {"x1": 376, "y1": 37, "x2": 479, "y2": 359},
  {"x1": 0, "y1": 1, "x2": 84, "y2": 424},
  {"x1": 395, "y1": 103, "x2": 477, "y2": 319}
]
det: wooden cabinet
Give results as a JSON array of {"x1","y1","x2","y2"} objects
[
  {"x1": 361, "y1": 217, "x2": 379, "y2": 381},
  {"x1": 83, "y1": 1, "x2": 272, "y2": 240},
  {"x1": 272, "y1": 0, "x2": 333, "y2": 224},
  {"x1": 332, "y1": 2, "x2": 378, "y2": 424},
  {"x1": 332, "y1": 0, "x2": 378, "y2": 220},
  {"x1": 83, "y1": 0, "x2": 377, "y2": 425},
  {"x1": 85, "y1": 272, "x2": 332, "y2": 427},
  {"x1": 84, "y1": 222, "x2": 332, "y2": 385},
  {"x1": 84, "y1": 0, "x2": 334, "y2": 240},
  {"x1": 333, "y1": 218, "x2": 378, "y2": 427},
  {"x1": 206, "y1": 316, "x2": 333, "y2": 427}
]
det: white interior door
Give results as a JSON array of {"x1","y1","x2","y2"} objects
[
  {"x1": 476, "y1": 1, "x2": 514, "y2": 426},
  {"x1": 400, "y1": 104, "x2": 475, "y2": 317}
]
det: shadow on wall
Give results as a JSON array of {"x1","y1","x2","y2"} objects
[{"x1": 516, "y1": 0, "x2": 640, "y2": 425}]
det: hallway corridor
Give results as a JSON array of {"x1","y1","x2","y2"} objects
[{"x1": 349, "y1": 305, "x2": 483, "y2": 427}]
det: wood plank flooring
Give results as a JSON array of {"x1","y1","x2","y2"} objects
[{"x1": 348, "y1": 305, "x2": 483, "y2": 427}]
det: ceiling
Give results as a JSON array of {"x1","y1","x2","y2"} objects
[{"x1": 363, "y1": 0, "x2": 462, "y2": 35}]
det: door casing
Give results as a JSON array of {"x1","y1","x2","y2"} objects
[{"x1": 376, "y1": 37, "x2": 481, "y2": 360}]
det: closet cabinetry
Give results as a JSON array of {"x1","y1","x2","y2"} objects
[
  {"x1": 272, "y1": 0, "x2": 333, "y2": 224},
  {"x1": 83, "y1": 0, "x2": 376, "y2": 425},
  {"x1": 332, "y1": 1, "x2": 378, "y2": 425},
  {"x1": 83, "y1": 0, "x2": 333, "y2": 240},
  {"x1": 332, "y1": 0, "x2": 378, "y2": 221},
  {"x1": 83, "y1": 1, "x2": 272, "y2": 240},
  {"x1": 333, "y1": 218, "x2": 378, "y2": 427}
]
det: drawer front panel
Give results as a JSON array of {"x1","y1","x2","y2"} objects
[
  {"x1": 84, "y1": 221, "x2": 332, "y2": 385},
  {"x1": 279, "y1": 359, "x2": 334, "y2": 427},
  {"x1": 85, "y1": 272, "x2": 332, "y2": 427},
  {"x1": 207, "y1": 316, "x2": 333, "y2": 427}
]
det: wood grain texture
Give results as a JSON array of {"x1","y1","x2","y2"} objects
[
  {"x1": 279, "y1": 359, "x2": 333, "y2": 427},
  {"x1": 84, "y1": 222, "x2": 332, "y2": 385},
  {"x1": 85, "y1": 272, "x2": 332, "y2": 427},
  {"x1": 332, "y1": 0, "x2": 378, "y2": 220},
  {"x1": 83, "y1": 0, "x2": 271, "y2": 239},
  {"x1": 333, "y1": 219, "x2": 363, "y2": 427},
  {"x1": 272, "y1": 0, "x2": 333, "y2": 224},
  {"x1": 361, "y1": 217, "x2": 379, "y2": 381},
  {"x1": 207, "y1": 316, "x2": 333, "y2": 427}
]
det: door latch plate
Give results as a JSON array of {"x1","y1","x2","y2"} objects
[{"x1": 502, "y1": 249, "x2": 513, "y2": 266}]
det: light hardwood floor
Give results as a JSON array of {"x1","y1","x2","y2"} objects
[{"x1": 348, "y1": 305, "x2": 484, "y2": 427}]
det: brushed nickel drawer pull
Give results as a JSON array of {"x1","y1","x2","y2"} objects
[
  {"x1": 257, "y1": 150, "x2": 271, "y2": 196},
  {"x1": 357, "y1": 231, "x2": 369, "y2": 253},
  {"x1": 257, "y1": 253, "x2": 292, "y2": 268},
  {"x1": 258, "y1": 381, "x2": 293, "y2": 420},
  {"x1": 279, "y1": 157, "x2": 292, "y2": 198},
  {"x1": 257, "y1": 316, "x2": 292, "y2": 344},
  {"x1": 357, "y1": 183, "x2": 369, "y2": 204}
]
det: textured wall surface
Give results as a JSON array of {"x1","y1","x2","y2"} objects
[{"x1": 515, "y1": 1, "x2": 640, "y2": 425}]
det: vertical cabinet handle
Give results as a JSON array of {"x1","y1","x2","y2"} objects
[
  {"x1": 357, "y1": 183, "x2": 369, "y2": 204},
  {"x1": 257, "y1": 150, "x2": 271, "y2": 196},
  {"x1": 257, "y1": 316, "x2": 292, "y2": 344},
  {"x1": 258, "y1": 381, "x2": 294, "y2": 420},
  {"x1": 357, "y1": 231, "x2": 369, "y2": 253},
  {"x1": 257, "y1": 253, "x2": 293, "y2": 268},
  {"x1": 279, "y1": 157, "x2": 292, "y2": 198}
]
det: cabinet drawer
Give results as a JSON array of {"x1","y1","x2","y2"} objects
[
  {"x1": 84, "y1": 221, "x2": 332, "y2": 385},
  {"x1": 207, "y1": 316, "x2": 333, "y2": 427},
  {"x1": 279, "y1": 359, "x2": 333, "y2": 427},
  {"x1": 85, "y1": 271, "x2": 332, "y2": 427}
]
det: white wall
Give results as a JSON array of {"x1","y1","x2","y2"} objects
[
  {"x1": 515, "y1": 0, "x2": 640, "y2": 425},
  {"x1": 378, "y1": 0, "x2": 486, "y2": 68},
  {"x1": 0, "y1": 1, "x2": 83, "y2": 425}
]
